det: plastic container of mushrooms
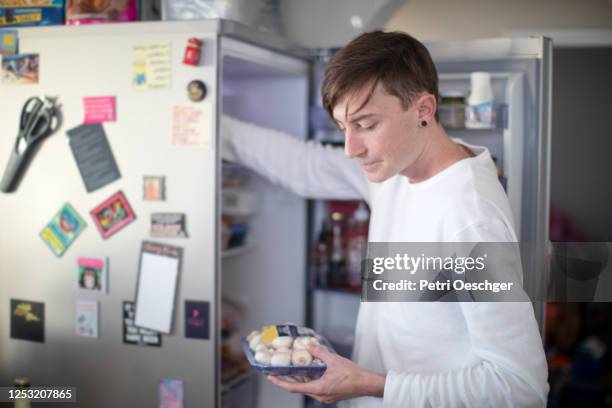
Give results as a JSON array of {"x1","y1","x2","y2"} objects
[{"x1": 241, "y1": 324, "x2": 336, "y2": 382}]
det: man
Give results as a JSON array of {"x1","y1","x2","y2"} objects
[{"x1": 222, "y1": 31, "x2": 548, "y2": 407}]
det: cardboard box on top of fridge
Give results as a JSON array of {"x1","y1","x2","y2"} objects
[{"x1": 0, "y1": 0, "x2": 65, "y2": 27}]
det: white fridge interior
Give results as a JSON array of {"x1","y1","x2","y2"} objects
[{"x1": 220, "y1": 37, "x2": 309, "y2": 408}]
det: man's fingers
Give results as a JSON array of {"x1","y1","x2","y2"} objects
[
  {"x1": 267, "y1": 375, "x2": 318, "y2": 394},
  {"x1": 307, "y1": 343, "x2": 335, "y2": 362}
]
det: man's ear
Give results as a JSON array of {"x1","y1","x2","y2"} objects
[{"x1": 416, "y1": 93, "x2": 437, "y2": 121}]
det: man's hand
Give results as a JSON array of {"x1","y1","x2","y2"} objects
[{"x1": 267, "y1": 342, "x2": 385, "y2": 404}]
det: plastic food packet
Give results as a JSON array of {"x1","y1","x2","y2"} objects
[{"x1": 242, "y1": 324, "x2": 336, "y2": 382}]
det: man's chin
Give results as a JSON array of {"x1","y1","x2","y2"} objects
[{"x1": 364, "y1": 170, "x2": 392, "y2": 183}]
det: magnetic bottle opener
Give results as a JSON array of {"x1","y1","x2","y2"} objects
[{"x1": 1, "y1": 96, "x2": 61, "y2": 193}]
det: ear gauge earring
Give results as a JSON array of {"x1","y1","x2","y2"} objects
[{"x1": 419, "y1": 120, "x2": 428, "y2": 128}]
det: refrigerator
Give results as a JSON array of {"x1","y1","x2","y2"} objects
[{"x1": 0, "y1": 19, "x2": 551, "y2": 408}]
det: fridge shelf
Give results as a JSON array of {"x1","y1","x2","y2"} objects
[{"x1": 222, "y1": 242, "x2": 256, "y2": 259}]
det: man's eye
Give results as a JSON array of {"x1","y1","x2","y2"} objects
[{"x1": 359, "y1": 122, "x2": 376, "y2": 130}]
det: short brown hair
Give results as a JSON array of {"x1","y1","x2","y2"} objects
[{"x1": 322, "y1": 30, "x2": 439, "y2": 121}]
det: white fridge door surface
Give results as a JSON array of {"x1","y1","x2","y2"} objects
[{"x1": 0, "y1": 21, "x2": 220, "y2": 407}]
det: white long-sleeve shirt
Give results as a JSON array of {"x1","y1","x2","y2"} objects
[{"x1": 222, "y1": 116, "x2": 549, "y2": 407}]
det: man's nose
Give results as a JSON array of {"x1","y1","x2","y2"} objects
[{"x1": 344, "y1": 129, "x2": 366, "y2": 158}]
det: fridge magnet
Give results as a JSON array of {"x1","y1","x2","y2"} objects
[
  {"x1": 172, "y1": 105, "x2": 211, "y2": 148},
  {"x1": 1, "y1": 53, "x2": 39, "y2": 84},
  {"x1": 159, "y1": 379, "x2": 184, "y2": 408},
  {"x1": 67, "y1": 123, "x2": 121, "y2": 193},
  {"x1": 1, "y1": 95, "x2": 61, "y2": 193},
  {"x1": 40, "y1": 203, "x2": 87, "y2": 257},
  {"x1": 134, "y1": 241, "x2": 182, "y2": 334},
  {"x1": 76, "y1": 299, "x2": 99, "y2": 338},
  {"x1": 83, "y1": 96, "x2": 116, "y2": 124},
  {"x1": 187, "y1": 80, "x2": 206, "y2": 102},
  {"x1": 90, "y1": 190, "x2": 136, "y2": 239},
  {"x1": 123, "y1": 301, "x2": 161, "y2": 347},
  {"x1": 132, "y1": 42, "x2": 171, "y2": 91},
  {"x1": 183, "y1": 38, "x2": 202, "y2": 66},
  {"x1": 151, "y1": 213, "x2": 188, "y2": 238},
  {"x1": 0, "y1": 30, "x2": 18, "y2": 55},
  {"x1": 10, "y1": 299, "x2": 44, "y2": 343},
  {"x1": 77, "y1": 257, "x2": 108, "y2": 293},
  {"x1": 143, "y1": 175, "x2": 165, "y2": 201},
  {"x1": 185, "y1": 300, "x2": 209, "y2": 340}
]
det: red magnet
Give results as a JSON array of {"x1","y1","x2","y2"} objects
[{"x1": 183, "y1": 38, "x2": 203, "y2": 66}]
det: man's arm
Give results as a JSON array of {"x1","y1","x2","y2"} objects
[{"x1": 221, "y1": 115, "x2": 369, "y2": 201}]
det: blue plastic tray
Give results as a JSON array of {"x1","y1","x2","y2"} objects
[{"x1": 241, "y1": 337, "x2": 336, "y2": 381}]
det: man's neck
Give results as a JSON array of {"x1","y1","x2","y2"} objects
[{"x1": 400, "y1": 125, "x2": 472, "y2": 183}]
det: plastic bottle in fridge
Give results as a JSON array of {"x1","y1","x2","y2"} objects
[
  {"x1": 465, "y1": 72, "x2": 496, "y2": 129},
  {"x1": 346, "y1": 203, "x2": 369, "y2": 292}
]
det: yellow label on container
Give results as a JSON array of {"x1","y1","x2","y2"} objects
[{"x1": 260, "y1": 325, "x2": 279, "y2": 346}]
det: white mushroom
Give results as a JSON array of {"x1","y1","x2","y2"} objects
[
  {"x1": 248, "y1": 334, "x2": 262, "y2": 351},
  {"x1": 291, "y1": 349, "x2": 313, "y2": 366},
  {"x1": 271, "y1": 336, "x2": 294, "y2": 350},
  {"x1": 254, "y1": 343, "x2": 268, "y2": 353},
  {"x1": 246, "y1": 330, "x2": 260, "y2": 342},
  {"x1": 254, "y1": 351, "x2": 272, "y2": 365},
  {"x1": 270, "y1": 351, "x2": 291, "y2": 366},
  {"x1": 293, "y1": 336, "x2": 320, "y2": 350}
]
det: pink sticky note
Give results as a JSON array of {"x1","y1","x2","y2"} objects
[{"x1": 83, "y1": 96, "x2": 116, "y2": 124}]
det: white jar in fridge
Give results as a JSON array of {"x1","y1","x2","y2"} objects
[{"x1": 465, "y1": 72, "x2": 496, "y2": 129}]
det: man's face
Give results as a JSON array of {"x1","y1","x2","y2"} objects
[{"x1": 332, "y1": 82, "x2": 427, "y2": 182}]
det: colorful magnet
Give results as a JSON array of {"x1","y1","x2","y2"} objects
[
  {"x1": 185, "y1": 300, "x2": 209, "y2": 340},
  {"x1": 0, "y1": 30, "x2": 18, "y2": 55},
  {"x1": 151, "y1": 213, "x2": 188, "y2": 238},
  {"x1": 183, "y1": 38, "x2": 202, "y2": 66},
  {"x1": 40, "y1": 203, "x2": 87, "y2": 257},
  {"x1": 187, "y1": 80, "x2": 206, "y2": 102},
  {"x1": 90, "y1": 191, "x2": 136, "y2": 239},
  {"x1": 83, "y1": 96, "x2": 116, "y2": 124},
  {"x1": 143, "y1": 175, "x2": 166, "y2": 201},
  {"x1": 11, "y1": 299, "x2": 45, "y2": 343},
  {"x1": 1, "y1": 53, "x2": 38, "y2": 84}
]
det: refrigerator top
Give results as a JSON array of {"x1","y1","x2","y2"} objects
[
  {"x1": 12, "y1": 18, "x2": 310, "y2": 61},
  {"x1": 425, "y1": 37, "x2": 551, "y2": 62}
]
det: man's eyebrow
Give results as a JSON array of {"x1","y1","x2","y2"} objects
[{"x1": 349, "y1": 113, "x2": 376, "y2": 123}]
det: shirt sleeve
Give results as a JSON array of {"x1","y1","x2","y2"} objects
[
  {"x1": 382, "y1": 220, "x2": 549, "y2": 408},
  {"x1": 221, "y1": 115, "x2": 369, "y2": 201}
]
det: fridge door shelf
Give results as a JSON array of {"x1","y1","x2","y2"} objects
[{"x1": 222, "y1": 241, "x2": 256, "y2": 259}]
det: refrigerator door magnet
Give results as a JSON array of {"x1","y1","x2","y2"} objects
[
  {"x1": 187, "y1": 80, "x2": 206, "y2": 102},
  {"x1": 0, "y1": 30, "x2": 18, "y2": 55},
  {"x1": 151, "y1": 213, "x2": 188, "y2": 238},
  {"x1": 143, "y1": 175, "x2": 166, "y2": 201},
  {"x1": 183, "y1": 38, "x2": 202, "y2": 66},
  {"x1": 1, "y1": 54, "x2": 39, "y2": 84},
  {"x1": 90, "y1": 191, "x2": 135, "y2": 239},
  {"x1": 67, "y1": 124, "x2": 121, "y2": 193},
  {"x1": 1, "y1": 96, "x2": 61, "y2": 193},
  {"x1": 40, "y1": 203, "x2": 87, "y2": 257}
]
